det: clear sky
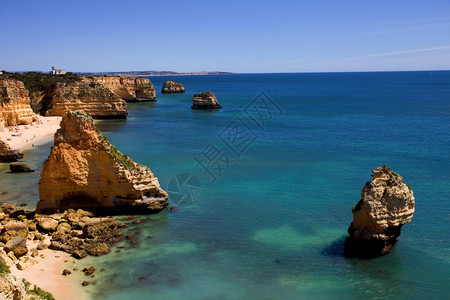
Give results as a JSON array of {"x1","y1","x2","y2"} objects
[{"x1": 1, "y1": 0, "x2": 450, "y2": 73}]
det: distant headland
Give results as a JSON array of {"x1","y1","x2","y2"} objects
[{"x1": 79, "y1": 71, "x2": 234, "y2": 76}]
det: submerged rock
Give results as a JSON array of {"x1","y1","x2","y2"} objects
[
  {"x1": 0, "y1": 140, "x2": 23, "y2": 163},
  {"x1": 9, "y1": 163, "x2": 34, "y2": 173},
  {"x1": 37, "y1": 110, "x2": 168, "y2": 214},
  {"x1": 191, "y1": 91, "x2": 221, "y2": 109},
  {"x1": 344, "y1": 165, "x2": 415, "y2": 257},
  {"x1": 161, "y1": 81, "x2": 185, "y2": 94}
]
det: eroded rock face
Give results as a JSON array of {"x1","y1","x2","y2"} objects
[
  {"x1": 91, "y1": 76, "x2": 156, "y2": 102},
  {"x1": 0, "y1": 79, "x2": 38, "y2": 129},
  {"x1": 161, "y1": 80, "x2": 185, "y2": 94},
  {"x1": 42, "y1": 80, "x2": 127, "y2": 119},
  {"x1": 0, "y1": 140, "x2": 23, "y2": 163},
  {"x1": 192, "y1": 91, "x2": 222, "y2": 109},
  {"x1": 37, "y1": 110, "x2": 168, "y2": 214},
  {"x1": 344, "y1": 165, "x2": 415, "y2": 257}
]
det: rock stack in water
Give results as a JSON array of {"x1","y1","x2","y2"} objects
[
  {"x1": 37, "y1": 110, "x2": 168, "y2": 214},
  {"x1": 344, "y1": 165, "x2": 415, "y2": 257},
  {"x1": 161, "y1": 80, "x2": 185, "y2": 94},
  {"x1": 191, "y1": 91, "x2": 221, "y2": 109}
]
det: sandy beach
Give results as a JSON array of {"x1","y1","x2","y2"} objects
[
  {"x1": 0, "y1": 116, "x2": 61, "y2": 151},
  {"x1": 9, "y1": 238, "x2": 89, "y2": 300}
]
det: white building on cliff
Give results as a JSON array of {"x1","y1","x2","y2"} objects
[{"x1": 51, "y1": 66, "x2": 65, "y2": 75}]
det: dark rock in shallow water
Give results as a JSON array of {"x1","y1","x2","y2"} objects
[
  {"x1": 191, "y1": 91, "x2": 221, "y2": 109},
  {"x1": 9, "y1": 163, "x2": 34, "y2": 173},
  {"x1": 132, "y1": 218, "x2": 146, "y2": 224},
  {"x1": 161, "y1": 81, "x2": 185, "y2": 94},
  {"x1": 62, "y1": 269, "x2": 72, "y2": 276},
  {"x1": 83, "y1": 266, "x2": 95, "y2": 275},
  {"x1": 0, "y1": 140, "x2": 23, "y2": 163},
  {"x1": 344, "y1": 165, "x2": 415, "y2": 258}
]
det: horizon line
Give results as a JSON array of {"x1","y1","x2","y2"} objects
[{"x1": 2, "y1": 69, "x2": 450, "y2": 75}]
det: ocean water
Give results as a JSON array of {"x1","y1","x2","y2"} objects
[{"x1": 2, "y1": 72, "x2": 450, "y2": 299}]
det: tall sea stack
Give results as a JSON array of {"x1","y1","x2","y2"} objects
[
  {"x1": 161, "y1": 80, "x2": 185, "y2": 94},
  {"x1": 344, "y1": 165, "x2": 415, "y2": 257},
  {"x1": 191, "y1": 91, "x2": 221, "y2": 109},
  {"x1": 37, "y1": 111, "x2": 168, "y2": 214}
]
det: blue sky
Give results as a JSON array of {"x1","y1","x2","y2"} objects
[{"x1": 1, "y1": 0, "x2": 449, "y2": 73}]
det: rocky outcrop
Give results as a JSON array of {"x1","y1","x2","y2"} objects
[
  {"x1": 0, "y1": 140, "x2": 23, "y2": 163},
  {"x1": 192, "y1": 91, "x2": 221, "y2": 109},
  {"x1": 37, "y1": 110, "x2": 168, "y2": 214},
  {"x1": 344, "y1": 165, "x2": 415, "y2": 257},
  {"x1": 0, "y1": 203, "x2": 125, "y2": 260},
  {"x1": 91, "y1": 76, "x2": 156, "y2": 102},
  {"x1": 9, "y1": 163, "x2": 34, "y2": 173},
  {"x1": 161, "y1": 80, "x2": 185, "y2": 94},
  {"x1": 0, "y1": 79, "x2": 38, "y2": 129},
  {"x1": 4, "y1": 236, "x2": 28, "y2": 258},
  {"x1": 42, "y1": 80, "x2": 127, "y2": 119}
]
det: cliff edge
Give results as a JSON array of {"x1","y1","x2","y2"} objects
[
  {"x1": 344, "y1": 165, "x2": 415, "y2": 257},
  {"x1": 91, "y1": 76, "x2": 157, "y2": 102},
  {"x1": 0, "y1": 79, "x2": 38, "y2": 129},
  {"x1": 37, "y1": 111, "x2": 168, "y2": 214},
  {"x1": 42, "y1": 80, "x2": 127, "y2": 119}
]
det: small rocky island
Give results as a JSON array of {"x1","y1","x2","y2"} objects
[
  {"x1": 161, "y1": 80, "x2": 185, "y2": 93},
  {"x1": 344, "y1": 165, "x2": 415, "y2": 257},
  {"x1": 37, "y1": 110, "x2": 168, "y2": 214},
  {"x1": 191, "y1": 91, "x2": 222, "y2": 109}
]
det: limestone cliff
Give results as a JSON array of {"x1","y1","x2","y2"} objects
[
  {"x1": 0, "y1": 79, "x2": 38, "y2": 129},
  {"x1": 90, "y1": 76, "x2": 156, "y2": 102},
  {"x1": 344, "y1": 165, "x2": 415, "y2": 257},
  {"x1": 43, "y1": 80, "x2": 127, "y2": 119},
  {"x1": 192, "y1": 91, "x2": 222, "y2": 109},
  {"x1": 37, "y1": 111, "x2": 168, "y2": 214},
  {"x1": 161, "y1": 80, "x2": 185, "y2": 93}
]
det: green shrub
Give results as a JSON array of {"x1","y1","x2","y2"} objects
[
  {"x1": 28, "y1": 284, "x2": 55, "y2": 300},
  {"x1": 0, "y1": 260, "x2": 10, "y2": 274}
]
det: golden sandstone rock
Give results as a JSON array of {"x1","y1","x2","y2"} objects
[
  {"x1": 90, "y1": 76, "x2": 157, "y2": 102},
  {"x1": 0, "y1": 79, "x2": 38, "y2": 129},
  {"x1": 191, "y1": 91, "x2": 221, "y2": 109},
  {"x1": 161, "y1": 80, "x2": 185, "y2": 94},
  {"x1": 344, "y1": 165, "x2": 415, "y2": 257},
  {"x1": 43, "y1": 80, "x2": 127, "y2": 119},
  {"x1": 37, "y1": 111, "x2": 168, "y2": 214}
]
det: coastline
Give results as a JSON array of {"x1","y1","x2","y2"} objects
[
  {"x1": 9, "y1": 238, "x2": 89, "y2": 300},
  {"x1": 0, "y1": 116, "x2": 61, "y2": 151}
]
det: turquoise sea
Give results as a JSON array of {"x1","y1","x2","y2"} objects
[{"x1": 1, "y1": 72, "x2": 450, "y2": 299}]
